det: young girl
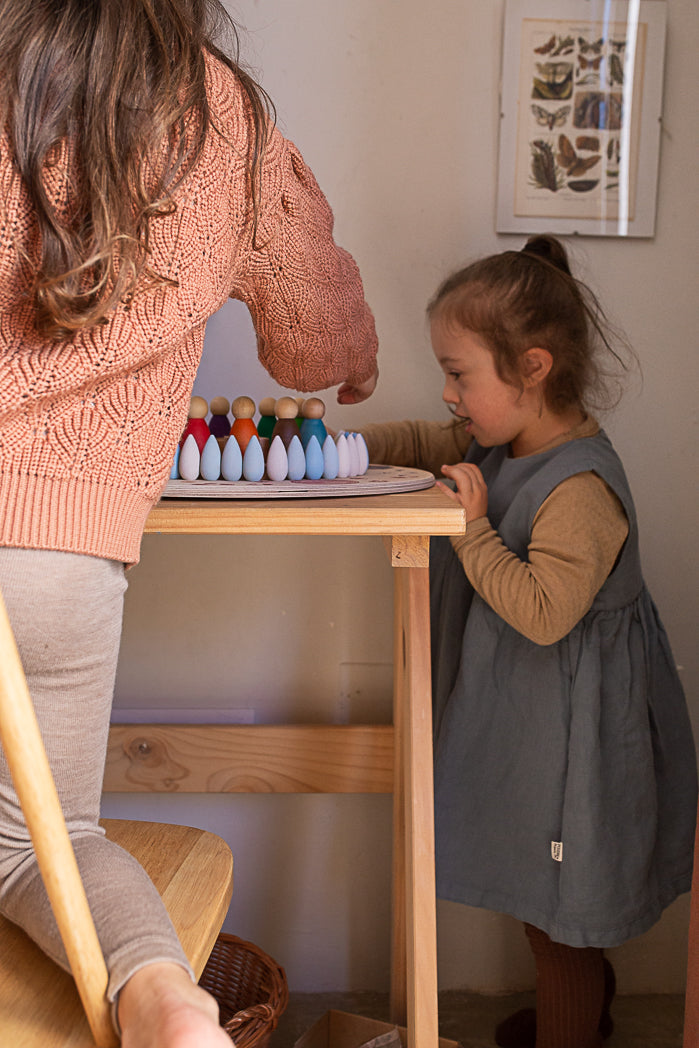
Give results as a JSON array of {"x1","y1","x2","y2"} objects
[
  {"x1": 360, "y1": 235, "x2": 697, "y2": 1048},
  {"x1": 0, "y1": 2, "x2": 377, "y2": 1046}
]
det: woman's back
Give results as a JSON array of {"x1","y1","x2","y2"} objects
[{"x1": 0, "y1": 16, "x2": 378, "y2": 565}]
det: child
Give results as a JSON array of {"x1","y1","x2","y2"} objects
[{"x1": 360, "y1": 235, "x2": 697, "y2": 1048}]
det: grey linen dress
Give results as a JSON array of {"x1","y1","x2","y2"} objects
[{"x1": 430, "y1": 430, "x2": 697, "y2": 948}]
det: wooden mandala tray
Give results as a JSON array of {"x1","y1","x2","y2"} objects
[{"x1": 163, "y1": 464, "x2": 435, "y2": 499}]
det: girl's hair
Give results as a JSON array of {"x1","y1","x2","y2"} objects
[
  {"x1": 427, "y1": 234, "x2": 633, "y2": 413},
  {"x1": 0, "y1": 0, "x2": 273, "y2": 339}
]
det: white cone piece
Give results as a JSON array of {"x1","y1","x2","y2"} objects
[
  {"x1": 336, "y1": 432, "x2": 350, "y2": 478},
  {"x1": 179, "y1": 433, "x2": 200, "y2": 480},
  {"x1": 170, "y1": 444, "x2": 180, "y2": 479},
  {"x1": 266, "y1": 435, "x2": 289, "y2": 481},
  {"x1": 355, "y1": 432, "x2": 370, "y2": 475},
  {"x1": 305, "y1": 435, "x2": 324, "y2": 479},
  {"x1": 242, "y1": 435, "x2": 265, "y2": 481},
  {"x1": 347, "y1": 433, "x2": 360, "y2": 476},
  {"x1": 322, "y1": 434, "x2": 339, "y2": 479},
  {"x1": 221, "y1": 435, "x2": 242, "y2": 481},
  {"x1": 200, "y1": 434, "x2": 222, "y2": 480},
  {"x1": 287, "y1": 434, "x2": 306, "y2": 480}
]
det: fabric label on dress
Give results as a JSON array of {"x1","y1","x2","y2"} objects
[{"x1": 551, "y1": 841, "x2": 563, "y2": 862}]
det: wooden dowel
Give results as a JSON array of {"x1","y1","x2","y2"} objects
[{"x1": 0, "y1": 590, "x2": 117, "y2": 1047}]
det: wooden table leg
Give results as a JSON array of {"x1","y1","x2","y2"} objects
[
  {"x1": 391, "y1": 571, "x2": 408, "y2": 1024},
  {"x1": 389, "y1": 538, "x2": 439, "y2": 1048}
]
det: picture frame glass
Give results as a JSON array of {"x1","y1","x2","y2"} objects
[{"x1": 496, "y1": 0, "x2": 667, "y2": 237}]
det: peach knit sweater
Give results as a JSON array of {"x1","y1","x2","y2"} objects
[{"x1": 0, "y1": 54, "x2": 378, "y2": 564}]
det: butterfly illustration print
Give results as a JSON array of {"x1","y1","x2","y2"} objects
[
  {"x1": 578, "y1": 36, "x2": 604, "y2": 53},
  {"x1": 579, "y1": 54, "x2": 603, "y2": 70},
  {"x1": 557, "y1": 134, "x2": 601, "y2": 177},
  {"x1": 534, "y1": 33, "x2": 556, "y2": 55},
  {"x1": 531, "y1": 104, "x2": 570, "y2": 130}
]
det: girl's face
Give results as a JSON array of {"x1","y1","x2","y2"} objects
[{"x1": 431, "y1": 319, "x2": 540, "y2": 454}]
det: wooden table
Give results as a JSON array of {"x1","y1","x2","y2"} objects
[{"x1": 105, "y1": 488, "x2": 465, "y2": 1048}]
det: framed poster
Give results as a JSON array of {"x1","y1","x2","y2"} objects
[{"x1": 496, "y1": 0, "x2": 667, "y2": 237}]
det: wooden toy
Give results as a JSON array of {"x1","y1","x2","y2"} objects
[
  {"x1": 299, "y1": 397, "x2": 328, "y2": 449},
  {"x1": 208, "y1": 396, "x2": 231, "y2": 440},
  {"x1": 242, "y1": 435, "x2": 265, "y2": 481},
  {"x1": 172, "y1": 394, "x2": 372, "y2": 488},
  {"x1": 322, "y1": 434, "x2": 339, "y2": 479},
  {"x1": 179, "y1": 433, "x2": 201, "y2": 481},
  {"x1": 304, "y1": 435, "x2": 324, "y2": 480},
  {"x1": 200, "y1": 434, "x2": 222, "y2": 480},
  {"x1": 266, "y1": 435, "x2": 289, "y2": 482},
  {"x1": 287, "y1": 435, "x2": 307, "y2": 480},
  {"x1": 170, "y1": 444, "x2": 181, "y2": 479},
  {"x1": 271, "y1": 396, "x2": 301, "y2": 448},
  {"x1": 180, "y1": 395, "x2": 210, "y2": 452},
  {"x1": 336, "y1": 432, "x2": 350, "y2": 478},
  {"x1": 230, "y1": 395, "x2": 258, "y2": 454},
  {"x1": 221, "y1": 431, "x2": 243, "y2": 481},
  {"x1": 257, "y1": 396, "x2": 277, "y2": 441}
]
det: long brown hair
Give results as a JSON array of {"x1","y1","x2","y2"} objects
[
  {"x1": 0, "y1": 0, "x2": 273, "y2": 339},
  {"x1": 428, "y1": 235, "x2": 634, "y2": 414}
]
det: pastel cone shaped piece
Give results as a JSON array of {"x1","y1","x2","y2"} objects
[
  {"x1": 242, "y1": 435, "x2": 265, "y2": 481},
  {"x1": 200, "y1": 434, "x2": 222, "y2": 480},
  {"x1": 221, "y1": 435, "x2": 243, "y2": 481},
  {"x1": 179, "y1": 433, "x2": 201, "y2": 480},
  {"x1": 266, "y1": 435, "x2": 289, "y2": 481},
  {"x1": 336, "y1": 432, "x2": 350, "y2": 477},
  {"x1": 170, "y1": 444, "x2": 180, "y2": 479},
  {"x1": 322, "y1": 434, "x2": 339, "y2": 479},
  {"x1": 355, "y1": 433, "x2": 369, "y2": 474},
  {"x1": 347, "y1": 433, "x2": 360, "y2": 476},
  {"x1": 287, "y1": 434, "x2": 306, "y2": 480},
  {"x1": 304, "y1": 435, "x2": 324, "y2": 479}
]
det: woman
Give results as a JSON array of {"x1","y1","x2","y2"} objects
[{"x1": 0, "y1": 2, "x2": 378, "y2": 1045}]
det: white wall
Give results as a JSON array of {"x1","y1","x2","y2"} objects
[{"x1": 103, "y1": 0, "x2": 699, "y2": 994}]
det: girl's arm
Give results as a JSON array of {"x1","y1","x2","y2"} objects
[
  {"x1": 450, "y1": 471, "x2": 628, "y2": 645},
  {"x1": 359, "y1": 418, "x2": 472, "y2": 476},
  {"x1": 230, "y1": 124, "x2": 378, "y2": 395}
]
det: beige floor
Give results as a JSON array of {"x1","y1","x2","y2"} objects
[{"x1": 269, "y1": 990, "x2": 686, "y2": 1048}]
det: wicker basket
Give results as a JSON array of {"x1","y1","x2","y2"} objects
[{"x1": 198, "y1": 933, "x2": 289, "y2": 1048}]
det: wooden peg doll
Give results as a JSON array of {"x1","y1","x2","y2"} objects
[
  {"x1": 230, "y1": 395, "x2": 258, "y2": 455},
  {"x1": 208, "y1": 396, "x2": 231, "y2": 440},
  {"x1": 299, "y1": 396, "x2": 328, "y2": 449},
  {"x1": 257, "y1": 396, "x2": 277, "y2": 441},
  {"x1": 180, "y1": 395, "x2": 210, "y2": 452},
  {"x1": 271, "y1": 396, "x2": 301, "y2": 448}
]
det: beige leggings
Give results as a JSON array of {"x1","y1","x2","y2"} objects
[{"x1": 0, "y1": 548, "x2": 191, "y2": 1016}]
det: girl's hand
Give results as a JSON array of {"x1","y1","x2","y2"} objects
[
  {"x1": 437, "y1": 463, "x2": 488, "y2": 520},
  {"x1": 336, "y1": 367, "x2": 378, "y2": 405}
]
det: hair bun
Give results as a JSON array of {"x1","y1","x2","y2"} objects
[{"x1": 521, "y1": 234, "x2": 572, "y2": 276}]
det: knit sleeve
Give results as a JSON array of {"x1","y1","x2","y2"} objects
[
  {"x1": 229, "y1": 124, "x2": 378, "y2": 393},
  {"x1": 450, "y1": 471, "x2": 629, "y2": 645},
  {"x1": 359, "y1": 418, "x2": 472, "y2": 476}
]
